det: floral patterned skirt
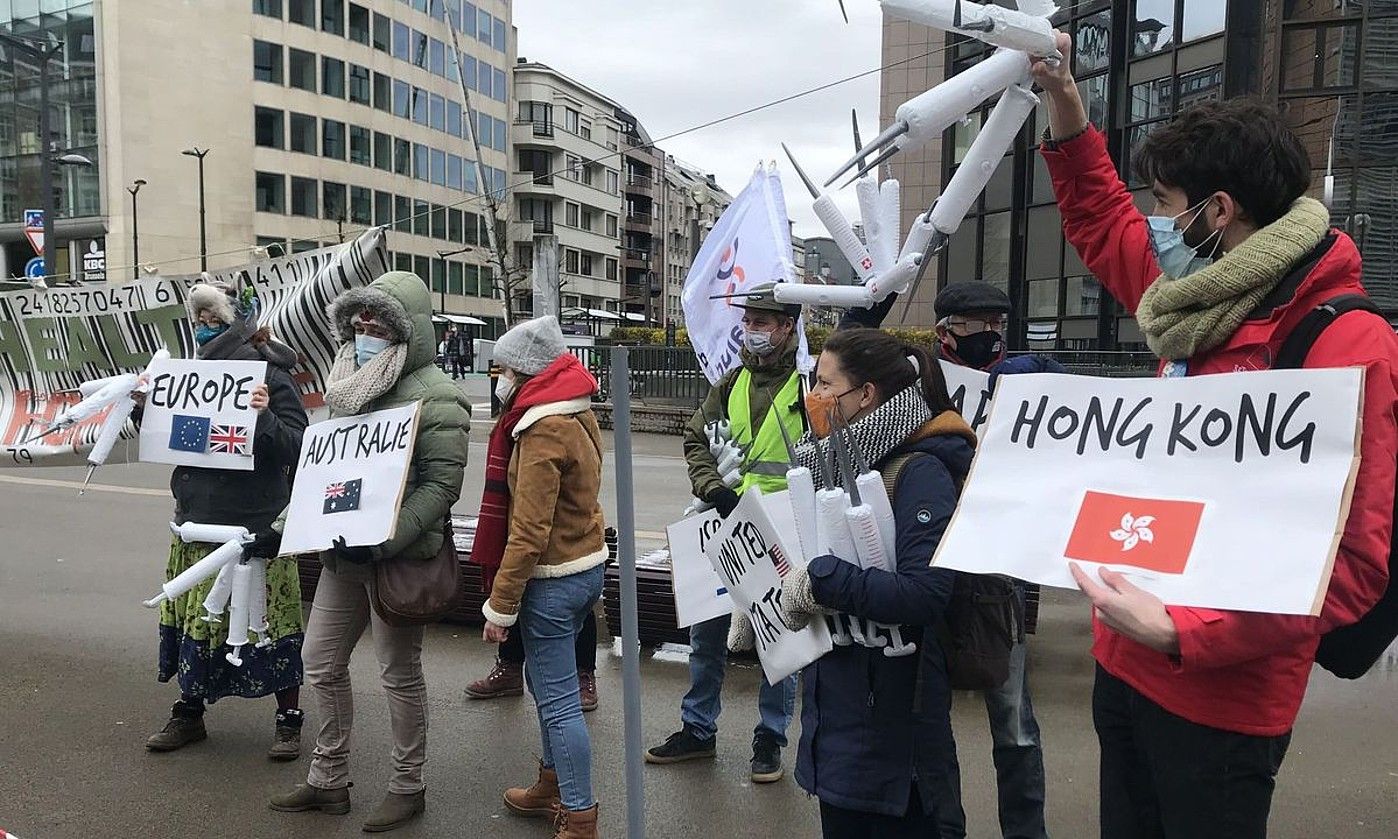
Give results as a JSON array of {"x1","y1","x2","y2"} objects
[{"x1": 157, "y1": 536, "x2": 304, "y2": 703}]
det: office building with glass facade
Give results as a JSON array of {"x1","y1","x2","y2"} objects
[{"x1": 884, "y1": 0, "x2": 1398, "y2": 351}]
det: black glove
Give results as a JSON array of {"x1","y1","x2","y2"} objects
[
  {"x1": 243, "y1": 529, "x2": 282, "y2": 560},
  {"x1": 332, "y1": 535, "x2": 375, "y2": 564},
  {"x1": 707, "y1": 486, "x2": 741, "y2": 518}
]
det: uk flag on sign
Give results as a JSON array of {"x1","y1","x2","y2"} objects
[
  {"x1": 1064, "y1": 490, "x2": 1206, "y2": 575},
  {"x1": 323, "y1": 478, "x2": 363, "y2": 514},
  {"x1": 168, "y1": 415, "x2": 210, "y2": 453},
  {"x1": 208, "y1": 424, "x2": 249, "y2": 455}
]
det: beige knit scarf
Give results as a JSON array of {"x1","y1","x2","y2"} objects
[
  {"x1": 1136, "y1": 197, "x2": 1331, "y2": 360},
  {"x1": 324, "y1": 341, "x2": 408, "y2": 416}
]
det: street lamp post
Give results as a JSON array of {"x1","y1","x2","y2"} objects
[
  {"x1": 181, "y1": 147, "x2": 210, "y2": 271},
  {"x1": 127, "y1": 179, "x2": 146, "y2": 280},
  {"x1": 436, "y1": 246, "x2": 474, "y2": 314}
]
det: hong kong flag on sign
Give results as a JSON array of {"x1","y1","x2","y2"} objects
[{"x1": 1064, "y1": 490, "x2": 1207, "y2": 575}]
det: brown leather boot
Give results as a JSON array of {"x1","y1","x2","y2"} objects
[
  {"x1": 465, "y1": 658, "x2": 524, "y2": 700},
  {"x1": 578, "y1": 670, "x2": 598, "y2": 713},
  {"x1": 504, "y1": 763, "x2": 560, "y2": 817},
  {"x1": 552, "y1": 803, "x2": 599, "y2": 839}
]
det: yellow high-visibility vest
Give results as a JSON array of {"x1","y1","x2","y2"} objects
[{"x1": 728, "y1": 368, "x2": 803, "y2": 496}]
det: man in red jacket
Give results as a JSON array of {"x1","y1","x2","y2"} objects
[{"x1": 1032, "y1": 32, "x2": 1398, "y2": 838}]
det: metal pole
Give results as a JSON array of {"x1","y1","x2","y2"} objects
[
  {"x1": 197, "y1": 153, "x2": 207, "y2": 271},
  {"x1": 129, "y1": 183, "x2": 141, "y2": 279},
  {"x1": 39, "y1": 53, "x2": 56, "y2": 282},
  {"x1": 610, "y1": 345, "x2": 645, "y2": 839}
]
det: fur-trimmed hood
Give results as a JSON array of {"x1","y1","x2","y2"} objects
[
  {"x1": 187, "y1": 281, "x2": 241, "y2": 324},
  {"x1": 326, "y1": 271, "x2": 436, "y2": 373}
]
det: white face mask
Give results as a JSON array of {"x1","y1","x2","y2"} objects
[
  {"x1": 354, "y1": 334, "x2": 392, "y2": 367},
  {"x1": 495, "y1": 373, "x2": 516, "y2": 403},
  {"x1": 743, "y1": 328, "x2": 778, "y2": 357}
]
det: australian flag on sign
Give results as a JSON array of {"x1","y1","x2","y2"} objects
[
  {"x1": 324, "y1": 478, "x2": 363, "y2": 514},
  {"x1": 169, "y1": 415, "x2": 211, "y2": 453},
  {"x1": 208, "y1": 424, "x2": 250, "y2": 455}
]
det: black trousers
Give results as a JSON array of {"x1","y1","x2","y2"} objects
[
  {"x1": 818, "y1": 786, "x2": 938, "y2": 839},
  {"x1": 1093, "y1": 665, "x2": 1291, "y2": 839},
  {"x1": 450, "y1": 355, "x2": 467, "y2": 378},
  {"x1": 499, "y1": 609, "x2": 597, "y2": 670}
]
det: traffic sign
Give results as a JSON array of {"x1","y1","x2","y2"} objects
[
  {"x1": 23, "y1": 208, "x2": 43, "y2": 256},
  {"x1": 24, "y1": 257, "x2": 45, "y2": 279}
]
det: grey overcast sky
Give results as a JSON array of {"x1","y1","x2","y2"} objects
[{"x1": 512, "y1": 0, "x2": 887, "y2": 240}]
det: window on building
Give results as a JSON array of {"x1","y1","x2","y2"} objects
[
  {"x1": 374, "y1": 131, "x2": 392, "y2": 170},
  {"x1": 494, "y1": 117, "x2": 507, "y2": 151},
  {"x1": 255, "y1": 171, "x2": 285, "y2": 213},
  {"x1": 348, "y1": 3, "x2": 369, "y2": 43},
  {"x1": 392, "y1": 20, "x2": 410, "y2": 60},
  {"x1": 414, "y1": 144, "x2": 429, "y2": 181},
  {"x1": 254, "y1": 106, "x2": 284, "y2": 149},
  {"x1": 449, "y1": 208, "x2": 464, "y2": 242},
  {"x1": 394, "y1": 195, "x2": 412, "y2": 233},
  {"x1": 395, "y1": 253, "x2": 413, "y2": 272},
  {"x1": 415, "y1": 255, "x2": 431, "y2": 282},
  {"x1": 322, "y1": 57, "x2": 345, "y2": 98},
  {"x1": 580, "y1": 253, "x2": 594, "y2": 276},
  {"x1": 414, "y1": 200, "x2": 430, "y2": 237},
  {"x1": 1132, "y1": 0, "x2": 1174, "y2": 57},
  {"x1": 463, "y1": 53, "x2": 477, "y2": 92},
  {"x1": 322, "y1": 119, "x2": 346, "y2": 160},
  {"x1": 288, "y1": 48, "x2": 316, "y2": 92},
  {"x1": 605, "y1": 214, "x2": 618, "y2": 237},
  {"x1": 394, "y1": 138, "x2": 411, "y2": 175},
  {"x1": 605, "y1": 257, "x2": 617, "y2": 281},
  {"x1": 429, "y1": 258, "x2": 446, "y2": 293},
  {"x1": 430, "y1": 94, "x2": 446, "y2": 132},
  {"x1": 290, "y1": 176, "x2": 318, "y2": 216},
  {"x1": 447, "y1": 100, "x2": 463, "y2": 137},
  {"x1": 448, "y1": 261, "x2": 463, "y2": 295},
  {"x1": 254, "y1": 0, "x2": 282, "y2": 19},
  {"x1": 429, "y1": 38, "x2": 446, "y2": 77},
  {"x1": 413, "y1": 87, "x2": 429, "y2": 125},
  {"x1": 289, "y1": 112, "x2": 317, "y2": 153},
  {"x1": 464, "y1": 211, "x2": 481, "y2": 244},
  {"x1": 565, "y1": 202, "x2": 580, "y2": 227},
  {"x1": 253, "y1": 40, "x2": 283, "y2": 84},
  {"x1": 393, "y1": 79, "x2": 411, "y2": 118},
  {"x1": 349, "y1": 185, "x2": 372, "y2": 225},
  {"x1": 463, "y1": 2, "x2": 477, "y2": 37},
  {"x1": 372, "y1": 12, "x2": 391, "y2": 51},
  {"x1": 321, "y1": 0, "x2": 344, "y2": 35},
  {"x1": 448, "y1": 154, "x2": 463, "y2": 190},
  {"x1": 493, "y1": 68, "x2": 507, "y2": 102},
  {"x1": 565, "y1": 155, "x2": 581, "y2": 182},
  {"x1": 564, "y1": 249, "x2": 579, "y2": 274},
  {"x1": 464, "y1": 264, "x2": 482, "y2": 296},
  {"x1": 606, "y1": 170, "x2": 619, "y2": 195},
  {"x1": 477, "y1": 60, "x2": 492, "y2": 98},
  {"x1": 432, "y1": 204, "x2": 447, "y2": 239},
  {"x1": 477, "y1": 8, "x2": 492, "y2": 44},
  {"x1": 463, "y1": 163, "x2": 478, "y2": 194},
  {"x1": 493, "y1": 17, "x2": 506, "y2": 52},
  {"x1": 579, "y1": 118, "x2": 592, "y2": 141},
  {"x1": 349, "y1": 125, "x2": 370, "y2": 165},
  {"x1": 375, "y1": 190, "x2": 393, "y2": 226},
  {"x1": 288, "y1": 0, "x2": 314, "y2": 27},
  {"x1": 347, "y1": 63, "x2": 369, "y2": 104},
  {"x1": 411, "y1": 29, "x2": 428, "y2": 68},
  {"x1": 1282, "y1": 24, "x2": 1359, "y2": 92},
  {"x1": 373, "y1": 72, "x2": 391, "y2": 111}
]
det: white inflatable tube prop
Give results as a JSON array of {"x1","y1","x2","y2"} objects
[
  {"x1": 201, "y1": 559, "x2": 237, "y2": 622},
  {"x1": 929, "y1": 84, "x2": 1039, "y2": 236},
  {"x1": 897, "y1": 49, "x2": 1029, "y2": 152},
  {"x1": 856, "y1": 470, "x2": 899, "y2": 566},
  {"x1": 882, "y1": 0, "x2": 1060, "y2": 57},
  {"x1": 170, "y1": 522, "x2": 252, "y2": 545},
  {"x1": 786, "y1": 466, "x2": 819, "y2": 563},
  {"x1": 224, "y1": 562, "x2": 254, "y2": 666},
  {"x1": 856, "y1": 178, "x2": 888, "y2": 272},
  {"x1": 143, "y1": 536, "x2": 248, "y2": 608}
]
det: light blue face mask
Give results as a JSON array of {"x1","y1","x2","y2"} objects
[
  {"x1": 355, "y1": 334, "x2": 392, "y2": 367},
  {"x1": 1146, "y1": 199, "x2": 1224, "y2": 280}
]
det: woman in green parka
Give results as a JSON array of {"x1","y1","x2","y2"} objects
[{"x1": 268, "y1": 272, "x2": 470, "y2": 834}]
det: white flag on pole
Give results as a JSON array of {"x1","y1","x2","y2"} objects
[{"x1": 681, "y1": 164, "x2": 812, "y2": 384}]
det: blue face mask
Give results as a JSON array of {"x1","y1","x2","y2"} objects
[
  {"x1": 355, "y1": 334, "x2": 392, "y2": 367},
  {"x1": 194, "y1": 323, "x2": 227, "y2": 345},
  {"x1": 1147, "y1": 200, "x2": 1224, "y2": 280}
]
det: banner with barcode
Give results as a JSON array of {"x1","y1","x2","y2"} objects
[{"x1": 0, "y1": 229, "x2": 389, "y2": 467}]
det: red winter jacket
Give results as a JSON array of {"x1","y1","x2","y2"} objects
[{"x1": 1042, "y1": 126, "x2": 1398, "y2": 736}]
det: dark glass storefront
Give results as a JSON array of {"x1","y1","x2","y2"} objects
[{"x1": 937, "y1": 0, "x2": 1398, "y2": 352}]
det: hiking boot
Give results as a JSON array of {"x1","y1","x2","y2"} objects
[
  {"x1": 268, "y1": 783, "x2": 351, "y2": 815},
  {"x1": 551, "y1": 803, "x2": 600, "y2": 839},
  {"x1": 145, "y1": 700, "x2": 207, "y2": 752},
  {"x1": 362, "y1": 790, "x2": 425, "y2": 833},
  {"x1": 268, "y1": 709, "x2": 303, "y2": 762},
  {"x1": 465, "y1": 658, "x2": 524, "y2": 700},
  {"x1": 645, "y1": 727, "x2": 716, "y2": 764},
  {"x1": 578, "y1": 670, "x2": 598, "y2": 713},
  {"x1": 504, "y1": 763, "x2": 560, "y2": 817},
  {"x1": 750, "y1": 731, "x2": 784, "y2": 783}
]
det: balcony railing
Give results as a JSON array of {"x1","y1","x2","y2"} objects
[
  {"x1": 515, "y1": 119, "x2": 554, "y2": 138},
  {"x1": 531, "y1": 219, "x2": 554, "y2": 233}
]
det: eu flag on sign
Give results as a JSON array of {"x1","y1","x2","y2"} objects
[
  {"x1": 169, "y1": 415, "x2": 211, "y2": 453},
  {"x1": 324, "y1": 478, "x2": 363, "y2": 514}
]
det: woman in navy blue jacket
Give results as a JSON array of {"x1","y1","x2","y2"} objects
[{"x1": 782, "y1": 327, "x2": 976, "y2": 838}]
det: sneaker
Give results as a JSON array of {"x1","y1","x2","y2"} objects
[
  {"x1": 749, "y1": 731, "x2": 784, "y2": 783},
  {"x1": 465, "y1": 658, "x2": 524, "y2": 700},
  {"x1": 578, "y1": 670, "x2": 598, "y2": 713},
  {"x1": 145, "y1": 701, "x2": 207, "y2": 752},
  {"x1": 268, "y1": 709, "x2": 303, "y2": 762},
  {"x1": 645, "y1": 727, "x2": 716, "y2": 764}
]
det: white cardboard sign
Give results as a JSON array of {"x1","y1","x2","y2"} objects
[
  {"x1": 669, "y1": 490, "x2": 798, "y2": 628},
  {"x1": 139, "y1": 358, "x2": 267, "y2": 470},
  {"x1": 280, "y1": 402, "x2": 421, "y2": 554},
  {"x1": 705, "y1": 488, "x2": 833, "y2": 683},
  {"x1": 940, "y1": 360, "x2": 992, "y2": 436},
  {"x1": 933, "y1": 369, "x2": 1363, "y2": 616}
]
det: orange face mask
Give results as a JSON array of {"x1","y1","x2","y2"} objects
[{"x1": 805, "y1": 387, "x2": 858, "y2": 439}]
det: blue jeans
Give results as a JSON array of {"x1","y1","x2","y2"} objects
[
  {"x1": 680, "y1": 613, "x2": 796, "y2": 746},
  {"x1": 932, "y1": 586, "x2": 1049, "y2": 839},
  {"x1": 520, "y1": 564, "x2": 605, "y2": 811}
]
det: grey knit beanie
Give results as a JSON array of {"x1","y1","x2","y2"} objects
[{"x1": 494, "y1": 315, "x2": 566, "y2": 376}]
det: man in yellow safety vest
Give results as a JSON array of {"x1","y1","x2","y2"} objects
[{"x1": 646, "y1": 282, "x2": 804, "y2": 785}]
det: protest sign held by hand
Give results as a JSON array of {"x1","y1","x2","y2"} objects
[
  {"x1": 139, "y1": 357, "x2": 267, "y2": 470},
  {"x1": 934, "y1": 369, "x2": 1364, "y2": 616},
  {"x1": 940, "y1": 360, "x2": 992, "y2": 436},
  {"x1": 279, "y1": 402, "x2": 421, "y2": 555},
  {"x1": 704, "y1": 488, "x2": 832, "y2": 684}
]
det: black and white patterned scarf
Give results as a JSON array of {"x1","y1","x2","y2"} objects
[{"x1": 794, "y1": 384, "x2": 932, "y2": 490}]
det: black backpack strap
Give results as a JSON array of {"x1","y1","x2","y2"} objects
[{"x1": 1273, "y1": 294, "x2": 1384, "y2": 370}]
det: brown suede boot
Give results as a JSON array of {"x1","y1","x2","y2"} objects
[
  {"x1": 578, "y1": 670, "x2": 598, "y2": 713},
  {"x1": 503, "y1": 763, "x2": 560, "y2": 817},
  {"x1": 552, "y1": 803, "x2": 599, "y2": 839},
  {"x1": 465, "y1": 658, "x2": 524, "y2": 699}
]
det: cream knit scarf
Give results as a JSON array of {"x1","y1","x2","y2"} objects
[
  {"x1": 324, "y1": 341, "x2": 408, "y2": 416},
  {"x1": 1136, "y1": 197, "x2": 1331, "y2": 360}
]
